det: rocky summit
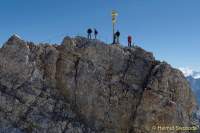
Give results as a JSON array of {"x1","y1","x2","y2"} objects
[{"x1": 0, "y1": 35, "x2": 198, "y2": 133}]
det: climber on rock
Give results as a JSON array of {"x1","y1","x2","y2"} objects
[
  {"x1": 113, "y1": 34, "x2": 116, "y2": 44},
  {"x1": 115, "y1": 30, "x2": 120, "y2": 44},
  {"x1": 87, "y1": 28, "x2": 92, "y2": 39},
  {"x1": 128, "y1": 35, "x2": 132, "y2": 47},
  {"x1": 94, "y1": 28, "x2": 98, "y2": 39}
]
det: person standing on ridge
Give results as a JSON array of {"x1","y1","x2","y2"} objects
[
  {"x1": 87, "y1": 28, "x2": 92, "y2": 39},
  {"x1": 115, "y1": 30, "x2": 120, "y2": 44},
  {"x1": 128, "y1": 35, "x2": 132, "y2": 47},
  {"x1": 94, "y1": 29, "x2": 98, "y2": 39},
  {"x1": 113, "y1": 34, "x2": 116, "y2": 44}
]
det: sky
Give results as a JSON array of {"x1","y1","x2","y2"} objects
[{"x1": 0, "y1": 0, "x2": 200, "y2": 71}]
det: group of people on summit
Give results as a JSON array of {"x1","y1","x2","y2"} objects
[
  {"x1": 87, "y1": 28, "x2": 133, "y2": 47},
  {"x1": 87, "y1": 28, "x2": 98, "y2": 39}
]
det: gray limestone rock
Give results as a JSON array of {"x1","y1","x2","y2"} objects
[{"x1": 0, "y1": 35, "x2": 198, "y2": 133}]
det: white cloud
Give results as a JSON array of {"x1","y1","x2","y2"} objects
[
  {"x1": 13, "y1": 34, "x2": 21, "y2": 39},
  {"x1": 179, "y1": 67, "x2": 200, "y2": 79},
  {"x1": 179, "y1": 67, "x2": 194, "y2": 77}
]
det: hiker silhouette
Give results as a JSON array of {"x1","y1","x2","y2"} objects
[
  {"x1": 94, "y1": 29, "x2": 98, "y2": 39},
  {"x1": 87, "y1": 28, "x2": 92, "y2": 39},
  {"x1": 128, "y1": 36, "x2": 132, "y2": 47},
  {"x1": 115, "y1": 30, "x2": 120, "y2": 44}
]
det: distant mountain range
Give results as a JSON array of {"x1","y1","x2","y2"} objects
[
  {"x1": 180, "y1": 68, "x2": 200, "y2": 105},
  {"x1": 187, "y1": 76, "x2": 200, "y2": 105}
]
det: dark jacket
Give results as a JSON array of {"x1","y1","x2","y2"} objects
[
  {"x1": 94, "y1": 29, "x2": 98, "y2": 35},
  {"x1": 115, "y1": 31, "x2": 120, "y2": 37},
  {"x1": 87, "y1": 29, "x2": 92, "y2": 34}
]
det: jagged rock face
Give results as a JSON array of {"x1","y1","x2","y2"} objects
[{"x1": 0, "y1": 35, "x2": 197, "y2": 133}]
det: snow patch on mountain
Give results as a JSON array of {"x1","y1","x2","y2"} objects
[{"x1": 13, "y1": 34, "x2": 21, "y2": 39}]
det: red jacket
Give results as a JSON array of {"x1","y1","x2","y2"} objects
[{"x1": 128, "y1": 36, "x2": 132, "y2": 42}]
